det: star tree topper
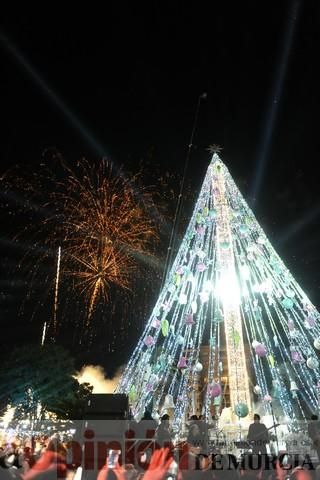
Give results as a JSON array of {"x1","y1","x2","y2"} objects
[{"x1": 206, "y1": 144, "x2": 223, "y2": 154}]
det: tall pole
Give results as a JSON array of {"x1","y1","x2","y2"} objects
[
  {"x1": 161, "y1": 93, "x2": 207, "y2": 290},
  {"x1": 270, "y1": 401, "x2": 279, "y2": 453}
]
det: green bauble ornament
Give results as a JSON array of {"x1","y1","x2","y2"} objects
[
  {"x1": 239, "y1": 224, "x2": 249, "y2": 234},
  {"x1": 270, "y1": 256, "x2": 282, "y2": 274},
  {"x1": 274, "y1": 264, "x2": 282, "y2": 274},
  {"x1": 234, "y1": 402, "x2": 249, "y2": 418},
  {"x1": 232, "y1": 330, "x2": 240, "y2": 348},
  {"x1": 270, "y1": 256, "x2": 278, "y2": 265},
  {"x1": 282, "y1": 297, "x2": 294, "y2": 310},
  {"x1": 209, "y1": 209, "x2": 216, "y2": 218},
  {"x1": 196, "y1": 213, "x2": 203, "y2": 224},
  {"x1": 161, "y1": 319, "x2": 169, "y2": 337},
  {"x1": 129, "y1": 385, "x2": 137, "y2": 403},
  {"x1": 214, "y1": 310, "x2": 224, "y2": 323},
  {"x1": 220, "y1": 241, "x2": 230, "y2": 249},
  {"x1": 254, "y1": 307, "x2": 262, "y2": 321},
  {"x1": 159, "y1": 353, "x2": 166, "y2": 367}
]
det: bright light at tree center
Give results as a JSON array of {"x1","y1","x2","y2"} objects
[{"x1": 215, "y1": 269, "x2": 241, "y2": 306}]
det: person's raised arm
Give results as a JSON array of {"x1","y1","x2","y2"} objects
[{"x1": 142, "y1": 447, "x2": 174, "y2": 480}]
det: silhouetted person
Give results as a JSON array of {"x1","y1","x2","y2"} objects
[
  {"x1": 247, "y1": 414, "x2": 269, "y2": 455},
  {"x1": 198, "y1": 415, "x2": 209, "y2": 455},
  {"x1": 187, "y1": 415, "x2": 202, "y2": 452},
  {"x1": 156, "y1": 414, "x2": 172, "y2": 448},
  {"x1": 308, "y1": 414, "x2": 320, "y2": 462},
  {"x1": 137, "y1": 410, "x2": 158, "y2": 439}
]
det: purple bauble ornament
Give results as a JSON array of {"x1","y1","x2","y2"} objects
[
  {"x1": 185, "y1": 313, "x2": 195, "y2": 325},
  {"x1": 146, "y1": 383, "x2": 153, "y2": 392},
  {"x1": 177, "y1": 357, "x2": 188, "y2": 369},
  {"x1": 144, "y1": 335, "x2": 155, "y2": 347},
  {"x1": 288, "y1": 320, "x2": 295, "y2": 332},
  {"x1": 291, "y1": 349, "x2": 303, "y2": 363},
  {"x1": 255, "y1": 343, "x2": 267, "y2": 357},
  {"x1": 305, "y1": 316, "x2": 316, "y2": 329},
  {"x1": 208, "y1": 383, "x2": 222, "y2": 398},
  {"x1": 196, "y1": 262, "x2": 206, "y2": 272},
  {"x1": 152, "y1": 318, "x2": 161, "y2": 328}
]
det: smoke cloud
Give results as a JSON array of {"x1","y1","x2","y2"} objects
[{"x1": 77, "y1": 365, "x2": 122, "y2": 393}]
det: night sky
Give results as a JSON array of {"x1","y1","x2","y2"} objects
[{"x1": 1, "y1": 2, "x2": 320, "y2": 374}]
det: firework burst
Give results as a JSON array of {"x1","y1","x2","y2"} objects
[
  {"x1": 51, "y1": 158, "x2": 158, "y2": 323},
  {"x1": 2, "y1": 156, "x2": 159, "y2": 336}
]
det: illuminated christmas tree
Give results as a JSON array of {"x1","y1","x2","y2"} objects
[{"x1": 117, "y1": 154, "x2": 320, "y2": 433}]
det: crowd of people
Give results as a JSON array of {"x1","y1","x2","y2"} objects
[
  {"x1": 0, "y1": 436, "x2": 69, "y2": 479},
  {"x1": 0, "y1": 412, "x2": 319, "y2": 480}
]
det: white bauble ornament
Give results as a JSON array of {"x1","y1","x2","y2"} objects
[
  {"x1": 191, "y1": 301, "x2": 198, "y2": 313},
  {"x1": 257, "y1": 236, "x2": 266, "y2": 245},
  {"x1": 179, "y1": 293, "x2": 188, "y2": 305},
  {"x1": 195, "y1": 362, "x2": 203, "y2": 372},
  {"x1": 307, "y1": 357, "x2": 319, "y2": 370},
  {"x1": 176, "y1": 335, "x2": 184, "y2": 345},
  {"x1": 253, "y1": 385, "x2": 261, "y2": 395}
]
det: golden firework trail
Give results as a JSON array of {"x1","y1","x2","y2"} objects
[
  {"x1": 41, "y1": 322, "x2": 47, "y2": 346},
  {"x1": 53, "y1": 246, "x2": 62, "y2": 335}
]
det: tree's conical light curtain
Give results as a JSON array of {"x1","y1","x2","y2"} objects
[{"x1": 117, "y1": 154, "x2": 320, "y2": 430}]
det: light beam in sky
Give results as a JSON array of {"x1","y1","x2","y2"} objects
[
  {"x1": 0, "y1": 31, "x2": 108, "y2": 157},
  {"x1": 251, "y1": 0, "x2": 301, "y2": 203}
]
